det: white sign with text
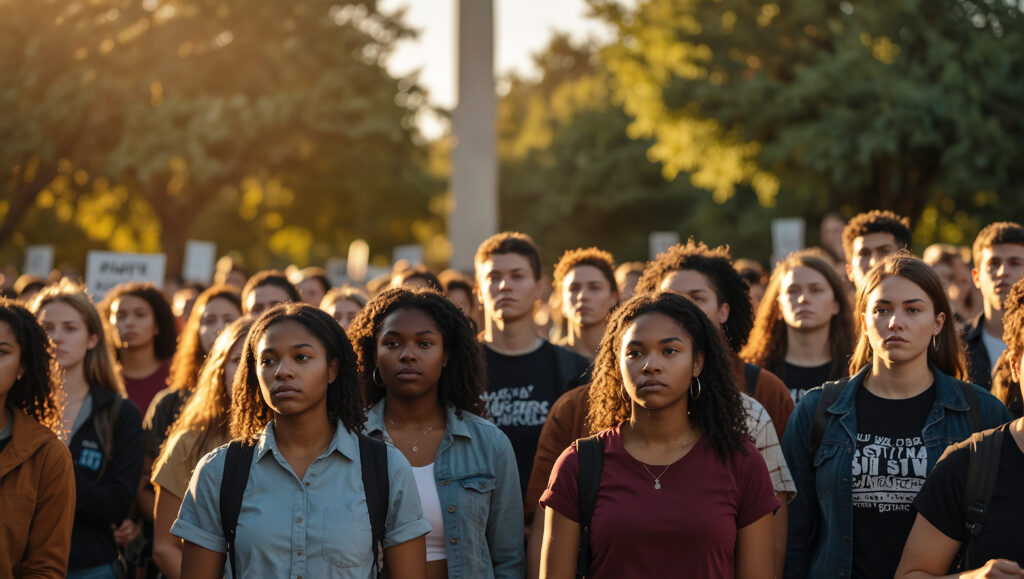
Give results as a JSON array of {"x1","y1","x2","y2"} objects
[
  {"x1": 24, "y1": 245, "x2": 54, "y2": 277},
  {"x1": 86, "y1": 251, "x2": 166, "y2": 299},
  {"x1": 182, "y1": 240, "x2": 217, "y2": 284}
]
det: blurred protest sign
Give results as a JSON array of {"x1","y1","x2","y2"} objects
[
  {"x1": 771, "y1": 218, "x2": 806, "y2": 265},
  {"x1": 24, "y1": 245, "x2": 54, "y2": 277},
  {"x1": 86, "y1": 251, "x2": 165, "y2": 299},
  {"x1": 649, "y1": 231, "x2": 680, "y2": 259},
  {"x1": 182, "y1": 240, "x2": 216, "y2": 284},
  {"x1": 392, "y1": 245, "x2": 425, "y2": 267},
  {"x1": 325, "y1": 258, "x2": 348, "y2": 287},
  {"x1": 347, "y1": 239, "x2": 370, "y2": 282}
]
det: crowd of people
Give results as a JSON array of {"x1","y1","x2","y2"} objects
[{"x1": 2, "y1": 209, "x2": 1024, "y2": 578}]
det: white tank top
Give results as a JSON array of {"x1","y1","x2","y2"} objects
[{"x1": 411, "y1": 463, "x2": 448, "y2": 561}]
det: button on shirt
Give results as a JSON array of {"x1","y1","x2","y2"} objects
[{"x1": 172, "y1": 420, "x2": 431, "y2": 579}]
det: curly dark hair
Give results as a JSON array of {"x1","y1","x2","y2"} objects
[
  {"x1": 741, "y1": 251, "x2": 855, "y2": 381},
  {"x1": 999, "y1": 277, "x2": 1024, "y2": 408},
  {"x1": 841, "y1": 210, "x2": 912, "y2": 263},
  {"x1": 347, "y1": 287, "x2": 487, "y2": 417},
  {"x1": 586, "y1": 291, "x2": 749, "y2": 462},
  {"x1": 100, "y1": 282, "x2": 179, "y2": 361},
  {"x1": 168, "y1": 286, "x2": 241, "y2": 393},
  {"x1": 635, "y1": 239, "x2": 753, "y2": 352},
  {"x1": 0, "y1": 299, "x2": 64, "y2": 436},
  {"x1": 229, "y1": 304, "x2": 365, "y2": 440},
  {"x1": 552, "y1": 247, "x2": 618, "y2": 295}
]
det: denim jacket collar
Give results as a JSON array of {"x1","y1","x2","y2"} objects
[
  {"x1": 826, "y1": 362, "x2": 970, "y2": 418},
  {"x1": 254, "y1": 419, "x2": 356, "y2": 463},
  {"x1": 364, "y1": 399, "x2": 473, "y2": 443}
]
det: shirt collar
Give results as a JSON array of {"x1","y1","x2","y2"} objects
[
  {"x1": 364, "y1": 399, "x2": 472, "y2": 441},
  {"x1": 253, "y1": 419, "x2": 358, "y2": 462}
]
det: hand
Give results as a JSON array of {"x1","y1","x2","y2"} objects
[
  {"x1": 966, "y1": 559, "x2": 1024, "y2": 579},
  {"x1": 112, "y1": 518, "x2": 142, "y2": 546}
]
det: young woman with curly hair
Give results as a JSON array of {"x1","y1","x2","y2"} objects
[
  {"x1": 171, "y1": 303, "x2": 430, "y2": 579},
  {"x1": 539, "y1": 291, "x2": 780, "y2": 578},
  {"x1": 0, "y1": 298, "x2": 76, "y2": 577},
  {"x1": 32, "y1": 282, "x2": 145, "y2": 578},
  {"x1": 150, "y1": 316, "x2": 252, "y2": 579},
  {"x1": 741, "y1": 251, "x2": 855, "y2": 403},
  {"x1": 349, "y1": 287, "x2": 523, "y2": 579},
  {"x1": 782, "y1": 253, "x2": 1010, "y2": 579}
]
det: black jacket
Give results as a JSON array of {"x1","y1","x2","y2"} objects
[
  {"x1": 68, "y1": 385, "x2": 144, "y2": 570},
  {"x1": 962, "y1": 313, "x2": 994, "y2": 391}
]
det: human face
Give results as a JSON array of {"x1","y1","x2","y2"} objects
[
  {"x1": 38, "y1": 301, "x2": 99, "y2": 371},
  {"x1": 562, "y1": 265, "x2": 618, "y2": 328},
  {"x1": 297, "y1": 278, "x2": 328, "y2": 307},
  {"x1": 972, "y1": 244, "x2": 1024, "y2": 311},
  {"x1": 376, "y1": 308, "x2": 446, "y2": 401},
  {"x1": 847, "y1": 232, "x2": 901, "y2": 291},
  {"x1": 110, "y1": 295, "x2": 158, "y2": 351},
  {"x1": 618, "y1": 271, "x2": 641, "y2": 302},
  {"x1": 224, "y1": 338, "x2": 245, "y2": 397},
  {"x1": 863, "y1": 276, "x2": 945, "y2": 367},
  {"x1": 324, "y1": 299, "x2": 362, "y2": 330},
  {"x1": 779, "y1": 266, "x2": 839, "y2": 332},
  {"x1": 446, "y1": 288, "x2": 473, "y2": 318},
  {"x1": 246, "y1": 285, "x2": 292, "y2": 316},
  {"x1": 198, "y1": 297, "x2": 242, "y2": 354},
  {"x1": 476, "y1": 253, "x2": 543, "y2": 324},
  {"x1": 619, "y1": 313, "x2": 704, "y2": 412},
  {"x1": 659, "y1": 270, "x2": 730, "y2": 326},
  {"x1": 257, "y1": 320, "x2": 337, "y2": 417},
  {"x1": 0, "y1": 321, "x2": 22, "y2": 405}
]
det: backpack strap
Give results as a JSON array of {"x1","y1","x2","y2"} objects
[
  {"x1": 960, "y1": 425, "x2": 1005, "y2": 570},
  {"x1": 359, "y1": 433, "x2": 389, "y2": 579},
  {"x1": 810, "y1": 378, "x2": 849, "y2": 459},
  {"x1": 743, "y1": 363, "x2": 761, "y2": 397},
  {"x1": 94, "y1": 396, "x2": 124, "y2": 481},
  {"x1": 219, "y1": 439, "x2": 255, "y2": 578},
  {"x1": 956, "y1": 381, "x2": 983, "y2": 433},
  {"x1": 575, "y1": 435, "x2": 604, "y2": 579}
]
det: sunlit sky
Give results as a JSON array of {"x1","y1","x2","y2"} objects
[{"x1": 379, "y1": 0, "x2": 615, "y2": 138}]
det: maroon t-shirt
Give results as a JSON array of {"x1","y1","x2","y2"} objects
[
  {"x1": 540, "y1": 425, "x2": 780, "y2": 578},
  {"x1": 123, "y1": 363, "x2": 170, "y2": 419}
]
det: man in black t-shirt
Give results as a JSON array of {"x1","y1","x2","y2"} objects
[{"x1": 474, "y1": 233, "x2": 590, "y2": 498}]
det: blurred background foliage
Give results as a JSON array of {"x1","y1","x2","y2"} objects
[{"x1": 3, "y1": 0, "x2": 1023, "y2": 275}]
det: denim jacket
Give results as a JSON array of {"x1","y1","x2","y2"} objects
[
  {"x1": 781, "y1": 364, "x2": 1011, "y2": 579},
  {"x1": 365, "y1": 401, "x2": 525, "y2": 579}
]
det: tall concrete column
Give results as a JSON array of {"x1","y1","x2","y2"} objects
[{"x1": 448, "y1": 0, "x2": 497, "y2": 270}]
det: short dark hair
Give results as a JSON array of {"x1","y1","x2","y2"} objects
[
  {"x1": 241, "y1": 270, "x2": 300, "y2": 307},
  {"x1": 474, "y1": 232, "x2": 543, "y2": 281},
  {"x1": 733, "y1": 258, "x2": 767, "y2": 288},
  {"x1": 293, "y1": 267, "x2": 331, "y2": 295},
  {"x1": 841, "y1": 210, "x2": 911, "y2": 262},
  {"x1": 553, "y1": 247, "x2": 618, "y2": 294},
  {"x1": 391, "y1": 266, "x2": 443, "y2": 292},
  {"x1": 635, "y1": 239, "x2": 753, "y2": 352},
  {"x1": 438, "y1": 269, "x2": 475, "y2": 298},
  {"x1": 971, "y1": 222, "x2": 1024, "y2": 267},
  {"x1": 101, "y1": 282, "x2": 179, "y2": 361}
]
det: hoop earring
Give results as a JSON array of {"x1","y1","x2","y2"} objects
[
  {"x1": 690, "y1": 376, "x2": 702, "y2": 400},
  {"x1": 372, "y1": 367, "x2": 384, "y2": 387}
]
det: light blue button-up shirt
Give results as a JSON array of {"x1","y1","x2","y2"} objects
[
  {"x1": 365, "y1": 401, "x2": 525, "y2": 579},
  {"x1": 172, "y1": 419, "x2": 431, "y2": 579}
]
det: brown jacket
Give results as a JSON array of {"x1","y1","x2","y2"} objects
[{"x1": 0, "y1": 409, "x2": 76, "y2": 579}]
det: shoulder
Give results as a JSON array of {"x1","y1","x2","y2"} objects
[
  {"x1": 549, "y1": 341, "x2": 589, "y2": 367},
  {"x1": 190, "y1": 442, "x2": 232, "y2": 489},
  {"x1": 457, "y1": 410, "x2": 508, "y2": 441}
]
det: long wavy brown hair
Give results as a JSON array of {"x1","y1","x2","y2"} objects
[
  {"x1": 230, "y1": 304, "x2": 364, "y2": 440},
  {"x1": 586, "y1": 291, "x2": 749, "y2": 461},
  {"x1": 741, "y1": 252, "x2": 855, "y2": 381},
  {"x1": 0, "y1": 299, "x2": 64, "y2": 436},
  {"x1": 168, "y1": 286, "x2": 241, "y2": 393},
  {"x1": 849, "y1": 253, "x2": 967, "y2": 379},
  {"x1": 158, "y1": 316, "x2": 253, "y2": 471}
]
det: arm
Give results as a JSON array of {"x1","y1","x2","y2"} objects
[
  {"x1": 736, "y1": 513, "x2": 775, "y2": 579},
  {"x1": 383, "y1": 536, "x2": 427, "y2": 579},
  {"x1": 18, "y1": 441, "x2": 76, "y2": 578},
  {"x1": 76, "y1": 402, "x2": 144, "y2": 526},
  {"x1": 152, "y1": 485, "x2": 184, "y2": 579},
  {"x1": 180, "y1": 540, "x2": 225, "y2": 579},
  {"x1": 487, "y1": 432, "x2": 526, "y2": 579},
  {"x1": 527, "y1": 505, "x2": 545, "y2": 579},
  {"x1": 895, "y1": 514, "x2": 1023, "y2": 579},
  {"x1": 773, "y1": 495, "x2": 788, "y2": 579},
  {"x1": 539, "y1": 507, "x2": 579, "y2": 579}
]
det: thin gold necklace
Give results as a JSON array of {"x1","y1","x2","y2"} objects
[
  {"x1": 388, "y1": 418, "x2": 441, "y2": 453},
  {"x1": 640, "y1": 432, "x2": 696, "y2": 490}
]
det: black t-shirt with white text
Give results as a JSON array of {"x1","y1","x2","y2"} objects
[
  {"x1": 852, "y1": 383, "x2": 935, "y2": 579},
  {"x1": 784, "y1": 361, "x2": 833, "y2": 404},
  {"x1": 483, "y1": 340, "x2": 589, "y2": 498},
  {"x1": 914, "y1": 428, "x2": 1024, "y2": 566}
]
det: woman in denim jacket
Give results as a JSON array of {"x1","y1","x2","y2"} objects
[
  {"x1": 350, "y1": 287, "x2": 525, "y2": 579},
  {"x1": 782, "y1": 254, "x2": 1010, "y2": 579}
]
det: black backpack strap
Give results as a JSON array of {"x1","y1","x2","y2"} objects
[
  {"x1": 219, "y1": 439, "x2": 255, "y2": 578},
  {"x1": 810, "y1": 378, "x2": 849, "y2": 459},
  {"x1": 359, "y1": 433, "x2": 389, "y2": 579},
  {"x1": 575, "y1": 435, "x2": 604, "y2": 579},
  {"x1": 960, "y1": 425, "x2": 1005, "y2": 570},
  {"x1": 743, "y1": 363, "x2": 761, "y2": 396},
  {"x1": 956, "y1": 381, "x2": 983, "y2": 433}
]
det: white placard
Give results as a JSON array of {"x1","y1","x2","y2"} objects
[
  {"x1": 649, "y1": 231, "x2": 681, "y2": 259},
  {"x1": 392, "y1": 244, "x2": 425, "y2": 267},
  {"x1": 347, "y1": 239, "x2": 370, "y2": 282},
  {"x1": 771, "y1": 218, "x2": 806, "y2": 265},
  {"x1": 86, "y1": 251, "x2": 166, "y2": 299},
  {"x1": 182, "y1": 240, "x2": 217, "y2": 284},
  {"x1": 325, "y1": 258, "x2": 348, "y2": 287},
  {"x1": 24, "y1": 245, "x2": 54, "y2": 277}
]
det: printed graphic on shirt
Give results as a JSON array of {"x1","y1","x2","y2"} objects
[
  {"x1": 851, "y1": 433, "x2": 928, "y2": 513},
  {"x1": 484, "y1": 385, "x2": 550, "y2": 427},
  {"x1": 78, "y1": 440, "x2": 104, "y2": 471}
]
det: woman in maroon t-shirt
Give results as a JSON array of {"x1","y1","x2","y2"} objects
[{"x1": 540, "y1": 291, "x2": 780, "y2": 578}]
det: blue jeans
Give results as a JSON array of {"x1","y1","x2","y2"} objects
[{"x1": 66, "y1": 561, "x2": 120, "y2": 579}]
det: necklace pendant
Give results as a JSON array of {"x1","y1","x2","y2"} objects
[
  {"x1": 412, "y1": 445, "x2": 419, "y2": 452},
  {"x1": 654, "y1": 480, "x2": 661, "y2": 490}
]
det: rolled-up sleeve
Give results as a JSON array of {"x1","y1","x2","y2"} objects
[{"x1": 171, "y1": 446, "x2": 229, "y2": 553}]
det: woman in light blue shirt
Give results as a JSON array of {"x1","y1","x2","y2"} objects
[
  {"x1": 349, "y1": 288, "x2": 525, "y2": 579},
  {"x1": 172, "y1": 303, "x2": 431, "y2": 578}
]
